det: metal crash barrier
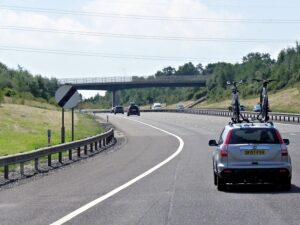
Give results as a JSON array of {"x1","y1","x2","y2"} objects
[
  {"x1": 89, "y1": 108, "x2": 300, "y2": 123},
  {"x1": 0, "y1": 129, "x2": 115, "y2": 180}
]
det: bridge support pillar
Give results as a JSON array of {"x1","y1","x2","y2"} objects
[{"x1": 112, "y1": 90, "x2": 116, "y2": 107}]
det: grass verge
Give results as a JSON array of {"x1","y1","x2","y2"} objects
[{"x1": 0, "y1": 104, "x2": 104, "y2": 156}]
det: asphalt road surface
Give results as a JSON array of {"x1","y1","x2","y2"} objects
[{"x1": 0, "y1": 112, "x2": 299, "y2": 225}]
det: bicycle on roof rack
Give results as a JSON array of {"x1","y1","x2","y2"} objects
[
  {"x1": 227, "y1": 80, "x2": 248, "y2": 123},
  {"x1": 253, "y1": 78, "x2": 275, "y2": 122}
]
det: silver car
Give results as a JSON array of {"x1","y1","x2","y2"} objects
[
  {"x1": 253, "y1": 103, "x2": 261, "y2": 112},
  {"x1": 176, "y1": 103, "x2": 185, "y2": 110},
  {"x1": 209, "y1": 122, "x2": 292, "y2": 191}
]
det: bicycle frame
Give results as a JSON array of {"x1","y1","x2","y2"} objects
[
  {"x1": 260, "y1": 85, "x2": 269, "y2": 121},
  {"x1": 254, "y1": 79, "x2": 274, "y2": 122}
]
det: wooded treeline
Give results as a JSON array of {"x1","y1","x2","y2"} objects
[
  {"x1": 0, "y1": 63, "x2": 59, "y2": 104},
  {"x1": 1, "y1": 43, "x2": 300, "y2": 108}
]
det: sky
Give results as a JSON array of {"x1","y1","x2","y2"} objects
[{"x1": 0, "y1": 0, "x2": 300, "y2": 97}]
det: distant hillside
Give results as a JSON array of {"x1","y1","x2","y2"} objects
[
  {"x1": 197, "y1": 85, "x2": 300, "y2": 113},
  {"x1": 83, "y1": 43, "x2": 300, "y2": 108},
  {"x1": 205, "y1": 44, "x2": 300, "y2": 102}
]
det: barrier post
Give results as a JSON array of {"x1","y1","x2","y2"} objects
[
  {"x1": 77, "y1": 147, "x2": 81, "y2": 157},
  {"x1": 59, "y1": 152, "x2": 63, "y2": 163},
  {"x1": 34, "y1": 158, "x2": 39, "y2": 172},
  {"x1": 4, "y1": 165, "x2": 9, "y2": 179},
  {"x1": 48, "y1": 155, "x2": 52, "y2": 166},
  {"x1": 20, "y1": 162, "x2": 24, "y2": 176},
  {"x1": 69, "y1": 149, "x2": 72, "y2": 160}
]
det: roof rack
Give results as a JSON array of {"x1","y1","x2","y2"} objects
[{"x1": 228, "y1": 121, "x2": 275, "y2": 128}]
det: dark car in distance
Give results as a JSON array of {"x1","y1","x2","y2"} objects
[
  {"x1": 240, "y1": 105, "x2": 245, "y2": 111},
  {"x1": 127, "y1": 105, "x2": 140, "y2": 116},
  {"x1": 114, "y1": 106, "x2": 124, "y2": 114}
]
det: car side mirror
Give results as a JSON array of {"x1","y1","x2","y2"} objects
[
  {"x1": 283, "y1": 139, "x2": 290, "y2": 145},
  {"x1": 208, "y1": 139, "x2": 218, "y2": 146}
]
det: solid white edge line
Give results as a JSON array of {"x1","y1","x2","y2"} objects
[{"x1": 50, "y1": 116, "x2": 184, "y2": 225}]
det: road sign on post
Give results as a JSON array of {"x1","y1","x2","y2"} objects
[
  {"x1": 55, "y1": 85, "x2": 81, "y2": 109},
  {"x1": 55, "y1": 85, "x2": 81, "y2": 143}
]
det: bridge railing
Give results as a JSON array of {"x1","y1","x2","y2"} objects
[
  {"x1": 59, "y1": 75, "x2": 207, "y2": 85},
  {"x1": 59, "y1": 76, "x2": 133, "y2": 85},
  {"x1": 0, "y1": 129, "x2": 115, "y2": 180},
  {"x1": 131, "y1": 75, "x2": 207, "y2": 83}
]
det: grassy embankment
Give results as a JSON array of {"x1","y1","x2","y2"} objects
[
  {"x1": 196, "y1": 86, "x2": 300, "y2": 113},
  {"x1": 120, "y1": 86, "x2": 300, "y2": 113},
  {"x1": 0, "y1": 103, "x2": 104, "y2": 156}
]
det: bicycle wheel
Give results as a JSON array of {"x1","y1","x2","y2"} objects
[
  {"x1": 232, "y1": 97, "x2": 240, "y2": 123},
  {"x1": 261, "y1": 97, "x2": 269, "y2": 122}
]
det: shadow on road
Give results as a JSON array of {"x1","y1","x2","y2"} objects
[{"x1": 224, "y1": 184, "x2": 300, "y2": 194}]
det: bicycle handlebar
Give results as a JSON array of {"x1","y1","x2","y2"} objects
[
  {"x1": 253, "y1": 79, "x2": 276, "y2": 84},
  {"x1": 226, "y1": 80, "x2": 243, "y2": 86}
]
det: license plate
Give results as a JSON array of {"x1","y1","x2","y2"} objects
[{"x1": 244, "y1": 150, "x2": 265, "y2": 155}]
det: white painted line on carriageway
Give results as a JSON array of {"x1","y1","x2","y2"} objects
[{"x1": 50, "y1": 116, "x2": 184, "y2": 225}]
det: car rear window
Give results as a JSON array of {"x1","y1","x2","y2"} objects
[
  {"x1": 130, "y1": 106, "x2": 138, "y2": 110},
  {"x1": 229, "y1": 128, "x2": 280, "y2": 144}
]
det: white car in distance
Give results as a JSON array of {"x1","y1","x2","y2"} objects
[{"x1": 152, "y1": 103, "x2": 162, "y2": 110}]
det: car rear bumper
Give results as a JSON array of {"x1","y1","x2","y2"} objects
[
  {"x1": 218, "y1": 168, "x2": 291, "y2": 183},
  {"x1": 128, "y1": 112, "x2": 140, "y2": 115}
]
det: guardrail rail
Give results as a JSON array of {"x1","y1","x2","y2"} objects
[
  {"x1": 0, "y1": 128, "x2": 115, "y2": 180},
  {"x1": 141, "y1": 109, "x2": 300, "y2": 123},
  {"x1": 140, "y1": 108, "x2": 300, "y2": 123},
  {"x1": 88, "y1": 108, "x2": 300, "y2": 124}
]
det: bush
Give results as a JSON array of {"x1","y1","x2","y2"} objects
[
  {"x1": 48, "y1": 97, "x2": 57, "y2": 105},
  {"x1": 19, "y1": 92, "x2": 34, "y2": 100},
  {"x1": 194, "y1": 89, "x2": 207, "y2": 99},
  {"x1": 3, "y1": 88, "x2": 17, "y2": 97}
]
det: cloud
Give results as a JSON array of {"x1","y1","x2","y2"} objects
[
  {"x1": 82, "y1": 0, "x2": 241, "y2": 38},
  {"x1": 0, "y1": 1, "x2": 244, "y2": 54},
  {"x1": 252, "y1": 44, "x2": 289, "y2": 60},
  {"x1": 0, "y1": 0, "x2": 249, "y2": 80},
  {"x1": 0, "y1": 9, "x2": 98, "y2": 48}
]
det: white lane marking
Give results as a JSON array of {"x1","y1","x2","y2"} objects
[{"x1": 50, "y1": 116, "x2": 184, "y2": 225}]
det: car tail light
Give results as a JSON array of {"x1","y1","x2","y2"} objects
[
  {"x1": 220, "y1": 130, "x2": 232, "y2": 158},
  {"x1": 275, "y1": 130, "x2": 288, "y2": 156},
  {"x1": 220, "y1": 145, "x2": 228, "y2": 157},
  {"x1": 223, "y1": 169, "x2": 232, "y2": 174}
]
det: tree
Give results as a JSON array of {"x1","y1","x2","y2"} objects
[
  {"x1": 196, "y1": 63, "x2": 204, "y2": 75},
  {"x1": 176, "y1": 62, "x2": 199, "y2": 76},
  {"x1": 155, "y1": 66, "x2": 176, "y2": 77},
  {"x1": 162, "y1": 66, "x2": 176, "y2": 76},
  {"x1": 0, "y1": 90, "x2": 3, "y2": 104},
  {"x1": 155, "y1": 70, "x2": 164, "y2": 77}
]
